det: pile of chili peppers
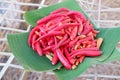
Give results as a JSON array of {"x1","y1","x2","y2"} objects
[{"x1": 28, "y1": 8, "x2": 103, "y2": 70}]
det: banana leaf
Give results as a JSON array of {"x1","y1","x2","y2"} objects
[
  {"x1": 7, "y1": 33, "x2": 61, "y2": 71},
  {"x1": 7, "y1": 0, "x2": 120, "y2": 80}
]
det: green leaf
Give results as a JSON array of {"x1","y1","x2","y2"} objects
[
  {"x1": 98, "y1": 47, "x2": 120, "y2": 63},
  {"x1": 7, "y1": 0, "x2": 120, "y2": 80},
  {"x1": 7, "y1": 33, "x2": 61, "y2": 71},
  {"x1": 94, "y1": 28, "x2": 120, "y2": 62}
]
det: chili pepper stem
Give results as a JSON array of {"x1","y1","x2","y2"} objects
[
  {"x1": 46, "y1": 54, "x2": 52, "y2": 61},
  {"x1": 97, "y1": 38, "x2": 103, "y2": 48}
]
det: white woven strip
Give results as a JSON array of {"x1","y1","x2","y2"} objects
[{"x1": 0, "y1": 55, "x2": 14, "y2": 79}]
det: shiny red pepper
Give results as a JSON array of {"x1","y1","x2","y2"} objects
[
  {"x1": 71, "y1": 51, "x2": 102, "y2": 58},
  {"x1": 52, "y1": 50, "x2": 59, "y2": 65},
  {"x1": 56, "y1": 48, "x2": 71, "y2": 70},
  {"x1": 54, "y1": 34, "x2": 68, "y2": 49},
  {"x1": 35, "y1": 42, "x2": 43, "y2": 56}
]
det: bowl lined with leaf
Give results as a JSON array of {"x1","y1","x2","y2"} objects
[{"x1": 7, "y1": 0, "x2": 120, "y2": 80}]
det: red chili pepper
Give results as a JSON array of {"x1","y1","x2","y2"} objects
[
  {"x1": 46, "y1": 24, "x2": 57, "y2": 32},
  {"x1": 53, "y1": 23, "x2": 80, "y2": 31},
  {"x1": 81, "y1": 20, "x2": 92, "y2": 35},
  {"x1": 69, "y1": 36, "x2": 80, "y2": 46},
  {"x1": 79, "y1": 55, "x2": 85, "y2": 63},
  {"x1": 28, "y1": 27, "x2": 39, "y2": 46},
  {"x1": 32, "y1": 34, "x2": 38, "y2": 50},
  {"x1": 70, "y1": 26, "x2": 78, "y2": 40},
  {"x1": 35, "y1": 42, "x2": 43, "y2": 56},
  {"x1": 61, "y1": 18, "x2": 71, "y2": 24},
  {"x1": 64, "y1": 29, "x2": 71, "y2": 36},
  {"x1": 82, "y1": 40, "x2": 92, "y2": 45},
  {"x1": 77, "y1": 36, "x2": 93, "y2": 45},
  {"x1": 78, "y1": 21, "x2": 83, "y2": 35},
  {"x1": 75, "y1": 16, "x2": 83, "y2": 35},
  {"x1": 55, "y1": 48, "x2": 71, "y2": 70},
  {"x1": 48, "y1": 37, "x2": 54, "y2": 45},
  {"x1": 35, "y1": 31, "x2": 65, "y2": 43},
  {"x1": 46, "y1": 21, "x2": 54, "y2": 28},
  {"x1": 61, "y1": 38, "x2": 70, "y2": 46},
  {"x1": 40, "y1": 26, "x2": 46, "y2": 34},
  {"x1": 64, "y1": 48, "x2": 75, "y2": 65},
  {"x1": 40, "y1": 40, "x2": 46, "y2": 48},
  {"x1": 43, "y1": 45, "x2": 54, "y2": 51},
  {"x1": 37, "y1": 14, "x2": 66, "y2": 25},
  {"x1": 67, "y1": 11, "x2": 86, "y2": 22},
  {"x1": 50, "y1": 8, "x2": 70, "y2": 14},
  {"x1": 52, "y1": 50, "x2": 59, "y2": 65},
  {"x1": 71, "y1": 47, "x2": 99, "y2": 55},
  {"x1": 54, "y1": 34, "x2": 68, "y2": 49},
  {"x1": 71, "y1": 51, "x2": 102, "y2": 58}
]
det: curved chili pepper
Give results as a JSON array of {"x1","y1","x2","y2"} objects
[
  {"x1": 79, "y1": 55, "x2": 85, "y2": 63},
  {"x1": 61, "y1": 38, "x2": 70, "y2": 46},
  {"x1": 50, "y1": 8, "x2": 70, "y2": 14},
  {"x1": 75, "y1": 16, "x2": 83, "y2": 35},
  {"x1": 61, "y1": 18, "x2": 71, "y2": 24},
  {"x1": 71, "y1": 51, "x2": 102, "y2": 58},
  {"x1": 32, "y1": 34, "x2": 38, "y2": 50},
  {"x1": 53, "y1": 23, "x2": 80, "y2": 31},
  {"x1": 35, "y1": 42, "x2": 43, "y2": 56},
  {"x1": 35, "y1": 31, "x2": 65, "y2": 43},
  {"x1": 54, "y1": 34, "x2": 68, "y2": 49},
  {"x1": 37, "y1": 14, "x2": 66, "y2": 25},
  {"x1": 64, "y1": 29, "x2": 71, "y2": 36},
  {"x1": 43, "y1": 45, "x2": 54, "y2": 51},
  {"x1": 40, "y1": 26, "x2": 46, "y2": 34},
  {"x1": 56, "y1": 48, "x2": 71, "y2": 70},
  {"x1": 40, "y1": 40, "x2": 46, "y2": 48},
  {"x1": 28, "y1": 27, "x2": 39, "y2": 46},
  {"x1": 48, "y1": 37, "x2": 54, "y2": 45},
  {"x1": 70, "y1": 26, "x2": 78, "y2": 40},
  {"x1": 67, "y1": 11, "x2": 86, "y2": 22},
  {"x1": 77, "y1": 36, "x2": 93, "y2": 45},
  {"x1": 69, "y1": 36, "x2": 80, "y2": 46},
  {"x1": 70, "y1": 47, "x2": 99, "y2": 55},
  {"x1": 64, "y1": 48, "x2": 75, "y2": 65},
  {"x1": 52, "y1": 50, "x2": 59, "y2": 65},
  {"x1": 81, "y1": 20, "x2": 92, "y2": 35}
]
